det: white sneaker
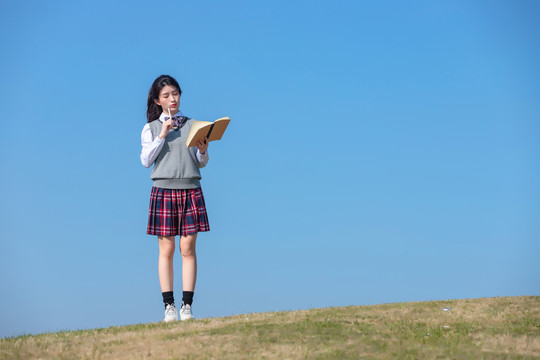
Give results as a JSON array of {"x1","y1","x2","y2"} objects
[
  {"x1": 164, "y1": 303, "x2": 178, "y2": 322},
  {"x1": 180, "y1": 303, "x2": 194, "y2": 321}
]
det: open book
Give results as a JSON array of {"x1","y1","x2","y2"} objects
[{"x1": 186, "y1": 117, "x2": 231, "y2": 148}]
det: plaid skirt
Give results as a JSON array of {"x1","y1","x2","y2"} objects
[{"x1": 147, "y1": 186, "x2": 210, "y2": 237}]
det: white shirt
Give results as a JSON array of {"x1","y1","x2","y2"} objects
[{"x1": 140, "y1": 110, "x2": 210, "y2": 168}]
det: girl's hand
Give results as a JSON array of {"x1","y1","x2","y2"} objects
[
  {"x1": 159, "y1": 119, "x2": 174, "y2": 139},
  {"x1": 197, "y1": 137, "x2": 208, "y2": 154}
]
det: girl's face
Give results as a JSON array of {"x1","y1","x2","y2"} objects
[{"x1": 155, "y1": 85, "x2": 180, "y2": 114}]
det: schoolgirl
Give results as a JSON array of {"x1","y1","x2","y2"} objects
[{"x1": 140, "y1": 75, "x2": 210, "y2": 322}]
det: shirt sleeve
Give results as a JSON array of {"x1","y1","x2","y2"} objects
[
  {"x1": 140, "y1": 124, "x2": 165, "y2": 168},
  {"x1": 194, "y1": 148, "x2": 209, "y2": 168}
]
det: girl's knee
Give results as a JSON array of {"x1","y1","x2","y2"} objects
[
  {"x1": 179, "y1": 244, "x2": 196, "y2": 257},
  {"x1": 161, "y1": 245, "x2": 175, "y2": 255},
  {"x1": 179, "y1": 235, "x2": 197, "y2": 257},
  {"x1": 158, "y1": 236, "x2": 175, "y2": 257}
]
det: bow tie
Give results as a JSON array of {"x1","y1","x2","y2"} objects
[{"x1": 164, "y1": 116, "x2": 187, "y2": 131}]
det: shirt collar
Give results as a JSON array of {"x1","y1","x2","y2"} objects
[{"x1": 159, "y1": 109, "x2": 185, "y2": 122}]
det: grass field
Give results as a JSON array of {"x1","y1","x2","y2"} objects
[{"x1": 1, "y1": 296, "x2": 539, "y2": 359}]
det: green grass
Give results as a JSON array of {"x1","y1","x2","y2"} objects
[{"x1": 1, "y1": 296, "x2": 539, "y2": 359}]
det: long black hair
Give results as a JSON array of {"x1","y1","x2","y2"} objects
[{"x1": 146, "y1": 75, "x2": 182, "y2": 123}]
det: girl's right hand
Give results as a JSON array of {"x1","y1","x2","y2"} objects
[{"x1": 159, "y1": 119, "x2": 174, "y2": 139}]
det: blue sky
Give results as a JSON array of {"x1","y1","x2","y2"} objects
[{"x1": 1, "y1": 0, "x2": 539, "y2": 338}]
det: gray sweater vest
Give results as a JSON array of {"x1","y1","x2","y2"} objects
[{"x1": 148, "y1": 118, "x2": 203, "y2": 189}]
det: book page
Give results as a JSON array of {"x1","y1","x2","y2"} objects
[
  {"x1": 186, "y1": 117, "x2": 231, "y2": 147},
  {"x1": 186, "y1": 120, "x2": 212, "y2": 147}
]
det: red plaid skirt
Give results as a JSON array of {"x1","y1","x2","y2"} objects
[{"x1": 147, "y1": 187, "x2": 210, "y2": 236}]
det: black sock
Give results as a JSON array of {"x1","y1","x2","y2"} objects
[
  {"x1": 162, "y1": 291, "x2": 175, "y2": 308},
  {"x1": 182, "y1": 291, "x2": 194, "y2": 306}
]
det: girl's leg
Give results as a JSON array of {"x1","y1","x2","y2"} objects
[
  {"x1": 179, "y1": 233, "x2": 198, "y2": 291},
  {"x1": 158, "y1": 236, "x2": 175, "y2": 292}
]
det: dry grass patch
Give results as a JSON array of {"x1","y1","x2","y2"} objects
[{"x1": 1, "y1": 296, "x2": 539, "y2": 359}]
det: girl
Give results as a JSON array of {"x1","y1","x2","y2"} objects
[{"x1": 140, "y1": 75, "x2": 210, "y2": 322}]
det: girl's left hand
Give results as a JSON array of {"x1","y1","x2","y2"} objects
[{"x1": 197, "y1": 137, "x2": 208, "y2": 155}]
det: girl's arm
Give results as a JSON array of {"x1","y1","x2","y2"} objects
[
  {"x1": 191, "y1": 138, "x2": 209, "y2": 168},
  {"x1": 192, "y1": 148, "x2": 209, "y2": 168},
  {"x1": 140, "y1": 124, "x2": 166, "y2": 168},
  {"x1": 194, "y1": 138, "x2": 209, "y2": 168}
]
